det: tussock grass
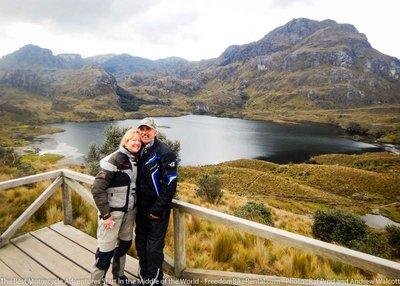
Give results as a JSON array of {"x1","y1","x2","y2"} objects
[
  {"x1": 45, "y1": 205, "x2": 64, "y2": 224},
  {"x1": 212, "y1": 230, "x2": 235, "y2": 262}
]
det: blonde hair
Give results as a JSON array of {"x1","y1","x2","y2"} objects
[{"x1": 120, "y1": 128, "x2": 141, "y2": 148}]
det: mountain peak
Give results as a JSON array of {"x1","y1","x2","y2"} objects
[
  {"x1": 0, "y1": 44, "x2": 64, "y2": 69},
  {"x1": 217, "y1": 18, "x2": 367, "y2": 66}
]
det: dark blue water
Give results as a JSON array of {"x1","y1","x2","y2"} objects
[{"x1": 33, "y1": 115, "x2": 382, "y2": 166}]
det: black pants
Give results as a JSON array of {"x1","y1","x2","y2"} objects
[{"x1": 135, "y1": 207, "x2": 171, "y2": 286}]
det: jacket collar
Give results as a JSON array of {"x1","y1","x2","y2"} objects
[
  {"x1": 144, "y1": 137, "x2": 159, "y2": 150},
  {"x1": 119, "y1": 146, "x2": 138, "y2": 159}
]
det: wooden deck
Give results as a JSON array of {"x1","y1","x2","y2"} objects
[{"x1": 0, "y1": 222, "x2": 187, "y2": 286}]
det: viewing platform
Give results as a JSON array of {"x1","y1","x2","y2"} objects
[{"x1": 0, "y1": 170, "x2": 399, "y2": 285}]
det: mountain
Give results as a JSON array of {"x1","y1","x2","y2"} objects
[
  {"x1": 0, "y1": 44, "x2": 66, "y2": 69},
  {"x1": 117, "y1": 18, "x2": 400, "y2": 118},
  {"x1": 57, "y1": 53, "x2": 84, "y2": 69},
  {"x1": 100, "y1": 54, "x2": 155, "y2": 75},
  {"x1": 190, "y1": 18, "x2": 400, "y2": 109},
  {"x1": 83, "y1": 54, "x2": 116, "y2": 65},
  {"x1": 1, "y1": 18, "x2": 399, "y2": 140}
]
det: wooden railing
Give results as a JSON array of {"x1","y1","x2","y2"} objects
[{"x1": 1, "y1": 169, "x2": 400, "y2": 283}]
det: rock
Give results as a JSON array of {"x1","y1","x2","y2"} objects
[
  {"x1": 277, "y1": 165, "x2": 288, "y2": 173},
  {"x1": 371, "y1": 208, "x2": 380, "y2": 215},
  {"x1": 351, "y1": 192, "x2": 372, "y2": 201},
  {"x1": 298, "y1": 170, "x2": 310, "y2": 177},
  {"x1": 193, "y1": 101, "x2": 211, "y2": 114}
]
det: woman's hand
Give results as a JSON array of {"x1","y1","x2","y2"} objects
[
  {"x1": 102, "y1": 217, "x2": 116, "y2": 229},
  {"x1": 149, "y1": 213, "x2": 160, "y2": 220}
]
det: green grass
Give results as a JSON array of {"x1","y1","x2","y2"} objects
[
  {"x1": 21, "y1": 153, "x2": 64, "y2": 164},
  {"x1": 380, "y1": 204, "x2": 400, "y2": 223}
]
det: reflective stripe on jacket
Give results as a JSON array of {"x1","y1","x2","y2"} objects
[{"x1": 137, "y1": 137, "x2": 178, "y2": 216}]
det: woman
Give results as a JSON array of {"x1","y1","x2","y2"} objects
[{"x1": 90, "y1": 128, "x2": 141, "y2": 286}]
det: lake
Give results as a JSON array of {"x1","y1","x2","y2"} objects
[{"x1": 32, "y1": 115, "x2": 382, "y2": 166}]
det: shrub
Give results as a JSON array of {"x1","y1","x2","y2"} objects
[
  {"x1": 386, "y1": 224, "x2": 400, "y2": 257},
  {"x1": 312, "y1": 209, "x2": 367, "y2": 247},
  {"x1": 86, "y1": 144, "x2": 100, "y2": 176},
  {"x1": 235, "y1": 202, "x2": 274, "y2": 226},
  {"x1": 99, "y1": 126, "x2": 128, "y2": 155},
  {"x1": 0, "y1": 146, "x2": 35, "y2": 176},
  {"x1": 0, "y1": 146, "x2": 19, "y2": 166},
  {"x1": 345, "y1": 122, "x2": 368, "y2": 135},
  {"x1": 349, "y1": 231, "x2": 392, "y2": 259},
  {"x1": 367, "y1": 125, "x2": 386, "y2": 138},
  {"x1": 196, "y1": 173, "x2": 222, "y2": 204}
]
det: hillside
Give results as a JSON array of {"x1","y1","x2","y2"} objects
[
  {"x1": 1, "y1": 151, "x2": 399, "y2": 280},
  {"x1": 1, "y1": 18, "x2": 400, "y2": 144}
]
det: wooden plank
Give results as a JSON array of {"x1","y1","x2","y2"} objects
[
  {"x1": 63, "y1": 169, "x2": 94, "y2": 185},
  {"x1": 49, "y1": 222, "x2": 139, "y2": 278},
  {"x1": 182, "y1": 268, "x2": 365, "y2": 286},
  {"x1": 0, "y1": 241, "x2": 66, "y2": 285},
  {"x1": 11, "y1": 233, "x2": 89, "y2": 281},
  {"x1": 64, "y1": 178, "x2": 96, "y2": 208},
  {"x1": 30, "y1": 227, "x2": 134, "y2": 283},
  {"x1": 173, "y1": 200, "x2": 400, "y2": 278},
  {"x1": 0, "y1": 260, "x2": 28, "y2": 286},
  {"x1": 49, "y1": 223, "x2": 189, "y2": 285},
  {"x1": 0, "y1": 170, "x2": 62, "y2": 191},
  {"x1": 0, "y1": 177, "x2": 63, "y2": 248},
  {"x1": 173, "y1": 208, "x2": 186, "y2": 277}
]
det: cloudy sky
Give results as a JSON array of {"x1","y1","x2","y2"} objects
[{"x1": 0, "y1": 0, "x2": 399, "y2": 61}]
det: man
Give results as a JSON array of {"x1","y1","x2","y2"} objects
[{"x1": 135, "y1": 118, "x2": 178, "y2": 286}]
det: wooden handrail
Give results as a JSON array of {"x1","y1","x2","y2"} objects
[
  {"x1": 0, "y1": 169, "x2": 62, "y2": 190},
  {"x1": 0, "y1": 176, "x2": 63, "y2": 247},
  {"x1": 1, "y1": 169, "x2": 400, "y2": 279},
  {"x1": 172, "y1": 200, "x2": 400, "y2": 278}
]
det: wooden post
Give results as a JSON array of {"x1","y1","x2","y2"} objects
[
  {"x1": 61, "y1": 177, "x2": 73, "y2": 225},
  {"x1": 173, "y1": 207, "x2": 186, "y2": 277}
]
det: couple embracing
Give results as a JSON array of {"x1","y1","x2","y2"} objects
[{"x1": 90, "y1": 118, "x2": 178, "y2": 286}]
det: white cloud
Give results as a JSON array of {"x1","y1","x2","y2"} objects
[{"x1": 0, "y1": 0, "x2": 399, "y2": 61}]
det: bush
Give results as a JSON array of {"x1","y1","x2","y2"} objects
[
  {"x1": 386, "y1": 224, "x2": 400, "y2": 257},
  {"x1": 99, "y1": 126, "x2": 128, "y2": 156},
  {"x1": 345, "y1": 122, "x2": 368, "y2": 136},
  {"x1": 196, "y1": 173, "x2": 223, "y2": 204},
  {"x1": 86, "y1": 144, "x2": 100, "y2": 176},
  {"x1": 312, "y1": 209, "x2": 367, "y2": 247},
  {"x1": 350, "y1": 231, "x2": 392, "y2": 259},
  {"x1": 0, "y1": 146, "x2": 19, "y2": 166},
  {"x1": 235, "y1": 202, "x2": 274, "y2": 226},
  {"x1": 313, "y1": 209, "x2": 394, "y2": 258}
]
